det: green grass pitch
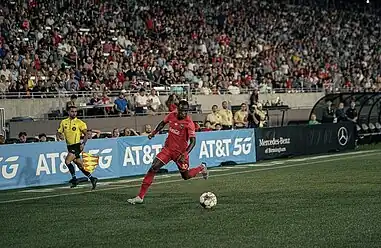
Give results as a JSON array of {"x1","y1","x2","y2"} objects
[{"x1": 0, "y1": 149, "x2": 380, "y2": 248}]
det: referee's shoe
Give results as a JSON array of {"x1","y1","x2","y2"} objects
[
  {"x1": 90, "y1": 177, "x2": 98, "y2": 190},
  {"x1": 69, "y1": 177, "x2": 78, "y2": 188}
]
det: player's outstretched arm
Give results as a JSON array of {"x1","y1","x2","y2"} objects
[
  {"x1": 148, "y1": 121, "x2": 166, "y2": 139},
  {"x1": 186, "y1": 137, "x2": 196, "y2": 154}
]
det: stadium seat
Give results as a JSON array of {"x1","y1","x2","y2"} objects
[
  {"x1": 5, "y1": 138, "x2": 19, "y2": 144},
  {"x1": 356, "y1": 124, "x2": 362, "y2": 132},
  {"x1": 99, "y1": 133, "x2": 112, "y2": 139},
  {"x1": 26, "y1": 137, "x2": 39, "y2": 143},
  {"x1": 368, "y1": 123, "x2": 375, "y2": 131},
  {"x1": 375, "y1": 123, "x2": 381, "y2": 130},
  {"x1": 361, "y1": 124, "x2": 369, "y2": 132},
  {"x1": 46, "y1": 137, "x2": 56, "y2": 142}
]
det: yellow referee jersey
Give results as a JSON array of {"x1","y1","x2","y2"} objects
[{"x1": 57, "y1": 117, "x2": 87, "y2": 145}]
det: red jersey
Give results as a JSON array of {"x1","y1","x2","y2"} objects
[
  {"x1": 163, "y1": 112, "x2": 195, "y2": 152},
  {"x1": 169, "y1": 103, "x2": 177, "y2": 112}
]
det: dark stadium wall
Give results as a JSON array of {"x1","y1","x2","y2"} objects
[{"x1": 8, "y1": 109, "x2": 310, "y2": 137}]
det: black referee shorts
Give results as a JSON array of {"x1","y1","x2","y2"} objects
[{"x1": 67, "y1": 143, "x2": 81, "y2": 159}]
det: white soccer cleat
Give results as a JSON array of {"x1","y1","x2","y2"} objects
[
  {"x1": 127, "y1": 196, "x2": 144, "y2": 205},
  {"x1": 200, "y1": 163, "x2": 209, "y2": 180}
]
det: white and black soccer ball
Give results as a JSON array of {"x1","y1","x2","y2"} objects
[{"x1": 199, "y1": 192, "x2": 217, "y2": 209}]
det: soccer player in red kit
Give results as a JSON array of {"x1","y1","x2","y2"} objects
[{"x1": 127, "y1": 100, "x2": 208, "y2": 204}]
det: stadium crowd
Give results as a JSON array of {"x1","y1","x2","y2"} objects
[{"x1": 0, "y1": 0, "x2": 381, "y2": 97}]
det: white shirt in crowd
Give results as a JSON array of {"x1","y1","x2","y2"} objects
[
  {"x1": 0, "y1": 69, "x2": 11, "y2": 80},
  {"x1": 148, "y1": 94, "x2": 161, "y2": 111},
  {"x1": 280, "y1": 64, "x2": 290, "y2": 75},
  {"x1": 135, "y1": 94, "x2": 149, "y2": 109}
]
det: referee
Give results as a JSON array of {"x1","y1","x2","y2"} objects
[{"x1": 56, "y1": 106, "x2": 98, "y2": 189}]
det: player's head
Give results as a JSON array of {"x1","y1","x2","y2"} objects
[
  {"x1": 68, "y1": 106, "x2": 77, "y2": 119},
  {"x1": 177, "y1": 100, "x2": 189, "y2": 120}
]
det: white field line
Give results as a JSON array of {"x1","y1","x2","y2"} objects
[{"x1": 0, "y1": 150, "x2": 378, "y2": 204}]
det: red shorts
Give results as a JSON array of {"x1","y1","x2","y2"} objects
[{"x1": 156, "y1": 147, "x2": 189, "y2": 172}]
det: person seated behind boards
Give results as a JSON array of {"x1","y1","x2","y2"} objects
[
  {"x1": 308, "y1": 113, "x2": 320, "y2": 125},
  {"x1": 254, "y1": 103, "x2": 267, "y2": 128},
  {"x1": 219, "y1": 101, "x2": 233, "y2": 130},
  {"x1": 206, "y1": 104, "x2": 222, "y2": 129},
  {"x1": 234, "y1": 103, "x2": 248, "y2": 129}
]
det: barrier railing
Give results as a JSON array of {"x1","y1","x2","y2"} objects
[
  {"x1": 0, "y1": 123, "x2": 356, "y2": 191},
  {"x1": 0, "y1": 108, "x2": 5, "y2": 137},
  {"x1": 0, "y1": 87, "x2": 325, "y2": 99}
]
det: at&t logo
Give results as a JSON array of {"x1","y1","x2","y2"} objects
[{"x1": 0, "y1": 156, "x2": 19, "y2": 179}]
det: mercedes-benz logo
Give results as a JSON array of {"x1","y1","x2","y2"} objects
[{"x1": 337, "y1": 127, "x2": 349, "y2": 146}]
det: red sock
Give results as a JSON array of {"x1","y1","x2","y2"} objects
[
  {"x1": 138, "y1": 171, "x2": 155, "y2": 199},
  {"x1": 187, "y1": 165, "x2": 203, "y2": 178}
]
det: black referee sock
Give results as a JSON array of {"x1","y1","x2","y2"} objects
[
  {"x1": 66, "y1": 163, "x2": 76, "y2": 178},
  {"x1": 79, "y1": 167, "x2": 92, "y2": 179}
]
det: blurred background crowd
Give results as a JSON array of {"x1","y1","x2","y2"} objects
[{"x1": 0, "y1": 0, "x2": 381, "y2": 97}]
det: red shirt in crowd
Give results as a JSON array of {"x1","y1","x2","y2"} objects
[{"x1": 146, "y1": 19, "x2": 154, "y2": 30}]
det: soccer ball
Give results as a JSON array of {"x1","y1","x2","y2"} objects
[{"x1": 199, "y1": 192, "x2": 217, "y2": 209}]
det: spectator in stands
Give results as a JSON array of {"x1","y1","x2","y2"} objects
[
  {"x1": 0, "y1": 75, "x2": 7, "y2": 95},
  {"x1": 202, "y1": 121, "x2": 213, "y2": 132},
  {"x1": 0, "y1": 0, "x2": 380, "y2": 98},
  {"x1": 234, "y1": 103, "x2": 248, "y2": 129},
  {"x1": 194, "y1": 121, "x2": 201, "y2": 132},
  {"x1": 219, "y1": 101, "x2": 233, "y2": 130},
  {"x1": 346, "y1": 101, "x2": 358, "y2": 123},
  {"x1": 114, "y1": 92, "x2": 129, "y2": 117},
  {"x1": 101, "y1": 92, "x2": 112, "y2": 115},
  {"x1": 308, "y1": 114, "x2": 320, "y2": 125},
  {"x1": 18, "y1": 132, "x2": 27, "y2": 143},
  {"x1": 141, "y1": 125, "x2": 152, "y2": 136},
  {"x1": 38, "y1": 133, "x2": 47, "y2": 142},
  {"x1": 215, "y1": 123, "x2": 222, "y2": 131},
  {"x1": 123, "y1": 128, "x2": 139, "y2": 136},
  {"x1": 335, "y1": 102, "x2": 347, "y2": 123},
  {"x1": 0, "y1": 134, "x2": 5, "y2": 145},
  {"x1": 206, "y1": 105, "x2": 222, "y2": 129},
  {"x1": 87, "y1": 129, "x2": 101, "y2": 139},
  {"x1": 166, "y1": 94, "x2": 178, "y2": 112},
  {"x1": 89, "y1": 93, "x2": 103, "y2": 116},
  {"x1": 66, "y1": 94, "x2": 77, "y2": 111},
  {"x1": 322, "y1": 101, "x2": 335, "y2": 123},
  {"x1": 148, "y1": 89, "x2": 162, "y2": 113},
  {"x1": 249, "y1": 90, "x2": 259, "y2": 107},
  {"x1": 90, "y1": 93, "x2": 102, "y2": 105},
  {"x1": 135, "y1": 88, "x2": 149, "y2": 115},
  {"x1": 112, "y1": 128, "x2": 120, "y2": 138},
  {"x1": 248, "y1": 105, "x2": 259, "y2": 128},
  {"x1": 254, "y1": 103, "x2": 267, "y2": 128}
]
